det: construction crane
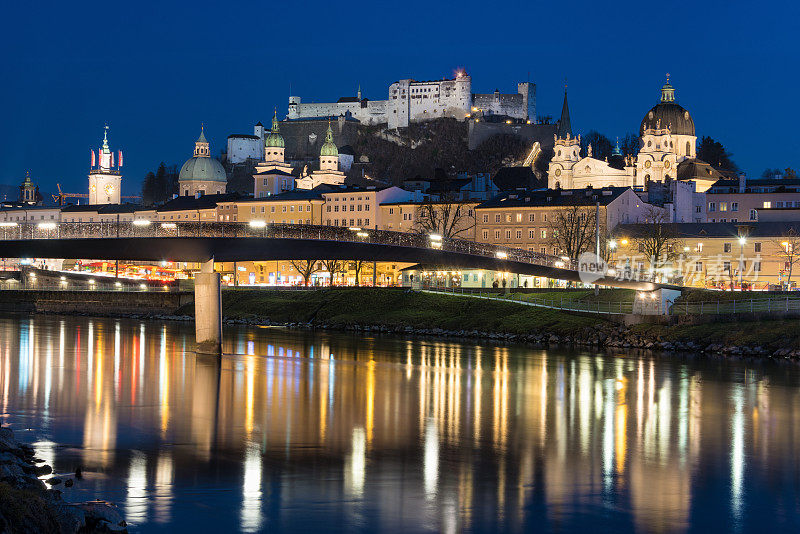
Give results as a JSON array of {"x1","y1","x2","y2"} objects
[
  {"x1": 52, "y1": 184, "x2": 87, "y2": 206},
  {"x1": 52, "y1": 184, "x2": 141, "y2": 206}
]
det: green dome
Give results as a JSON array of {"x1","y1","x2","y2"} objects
[
  {"x1": 265, "y1": 109, "x2": 284, "y2": 148},
  {"x1": 320, "y1": 123, "x2": 338, "y2": 157},
  {"x1": 179, "y1": 156, "x2": 227, "y2": 183}
]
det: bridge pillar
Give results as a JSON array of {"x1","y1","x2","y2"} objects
[
  {"x1": 633, "y1": 288, "x2": 681, "y2": 315},
  {"x1": 195, "y1": 259, "x2": 222, "y2": 354}
]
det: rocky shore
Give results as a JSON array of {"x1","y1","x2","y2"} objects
[{"x1": 0, "y1": 426, "x2": 127, "y2": 533}]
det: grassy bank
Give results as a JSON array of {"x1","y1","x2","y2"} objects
[{"x1": 181, "y1": 288, "x2": 608, "y2": 336}]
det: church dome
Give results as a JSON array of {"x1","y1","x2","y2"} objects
[
  {"x1": 639, "y1": 77, "x2": 695, "y2": 137},
  {"x1": 265, "y1": 109, "x2": 284, "y2": 148},
  {"x1": 320, "y1": 123, "x2": 338, "y2": 157},
  {"x1": 179, "y1": 156, "x2": 226, "y2": 183}
]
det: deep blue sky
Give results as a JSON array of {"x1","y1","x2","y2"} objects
[{"x1": 2, "y1": 0, "x2": 798, "y2": 196}]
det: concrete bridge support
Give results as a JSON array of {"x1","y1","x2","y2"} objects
[{"x1": 195, "y1": 259, "x2": 222, "y2": 354}]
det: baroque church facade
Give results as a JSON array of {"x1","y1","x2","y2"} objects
[{"x1": 547, "y1": 77, "x2": 710, "y2": 193}]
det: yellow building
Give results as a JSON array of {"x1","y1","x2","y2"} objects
[
  {"x1": 379, "y1": 200, "x2": 477, "y2": 240},
  {"x1": 225, "y1": 190, "x2": 325, "y2": 225},
  {"x1": 474, "y1": 187, "x2": 659, "y2": 253},
  {"x1": 613, "y1": 221, "x2": 800, "y2": 289}
]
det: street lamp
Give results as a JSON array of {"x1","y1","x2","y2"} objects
[{"x1": 738, "y1": 235, "x2": 746, "y2": 289}]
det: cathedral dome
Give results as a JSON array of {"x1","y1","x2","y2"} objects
[
  {"x1": 179, "y1": 156, "x2": 226, "y2": 183},
  {"x1": 265, "y1": 109, "x2": 285, "y2": 148},
  {"x1": 320, "y1": 123, "x2": 338, "y2": 157},
  {"x1": 639, "y1": 78, "x2": 695, "y2": 137}
]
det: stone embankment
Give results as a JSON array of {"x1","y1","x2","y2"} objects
[
  {"x1": 219, "y1": 316, "x2": 799, "y2": 360},
  {"x1": 0, "y1": 426, "x2": 127, "y2": 533}
]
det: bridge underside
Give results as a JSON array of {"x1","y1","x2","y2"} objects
[{"x1": 1, "y1": 237, "x2": 660, "y2": 290}]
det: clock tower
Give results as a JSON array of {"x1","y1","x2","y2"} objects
[{"x1": 88, "y1": 125, "x2": 123, "y2": 204}]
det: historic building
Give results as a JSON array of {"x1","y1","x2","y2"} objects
[
  {"x1": 178, "y1": 127, "x2": 227, "y2": 197},
  {"x1": 547, "y1": 77, "x2": 708, "y2": 194},
  {"x1": 253, "y1": 111, "x2": 295, "y2": 198},
  {"x1": 88, "y1": 125, "x2": 123, "y2": 205},
  {"x1": 295, "y1": 124, "x2": 346, "y2": 190},
  {"x1": 287, "y1": 71, "x2": 535, "y2": 129},
  {"x1": 18, "y1": 171, "x2": 41, "y2": 205}
]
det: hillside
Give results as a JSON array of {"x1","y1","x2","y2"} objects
[{"x1": 351, "y1": 119, "x2": 547, "y2": 185}]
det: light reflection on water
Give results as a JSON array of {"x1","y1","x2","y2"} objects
[{"x1": 1, "y1": 313, "x2": 800, "y2": 532}]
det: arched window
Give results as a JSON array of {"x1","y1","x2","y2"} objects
[{"x1": 686, "y1": 141, "x2": 691, "y2": 155}]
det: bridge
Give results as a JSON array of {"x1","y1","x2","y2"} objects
[{"x1": 0, "y1": 221, "x2": 667, "y2": 351}]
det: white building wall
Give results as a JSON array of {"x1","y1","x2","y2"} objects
[{"x1": 227, "y1": 136, "x2": 263, "y2": 164}]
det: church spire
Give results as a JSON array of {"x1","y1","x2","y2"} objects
[
  {"x1": 101, "y1": 124, "x2": 110, "y2": 153},
  {"x1": 660, "y1": 73, "x2": 675, "y2": 103},
  {"x1": 271, "y1": 107, "x2": 280, "y2": 133},
  {"x1": 357, "y1": 84, "x2": 362, "y2": 100},
  {"x1": 556, "y1": 85, "x2": 572, "y2": 139}
]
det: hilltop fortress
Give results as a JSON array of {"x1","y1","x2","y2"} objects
[{"x1": 287, "y1": 70, "x2": 535, "y2": 129}]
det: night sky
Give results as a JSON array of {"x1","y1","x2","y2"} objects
[{"x1": 2, "y1": 0, "x2": 798, "y2": 196}]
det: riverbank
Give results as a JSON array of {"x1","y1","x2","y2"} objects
[
  {"x1": 6, "y1": 287, "x2": 800, "y2": 358},
  {"x1": 192, "y1": 289, "x2": 800, "y2": 358},
  {"x1": 0, "y1": 426, "x2": 126, "y2": 532}
]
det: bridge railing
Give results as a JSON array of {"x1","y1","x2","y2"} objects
[
  {"x1": 0, "y1": 221, "x2": 576, "y2": 265},
  {"x1": 0, "y1": 221, "x2": 658, "y2": 283}
]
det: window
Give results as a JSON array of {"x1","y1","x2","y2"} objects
[
  {"x1": 389, "y1": 208, "x2": 394, "y2": 215},
  {"x1": 306, "y1": 205, "x2": 311, "y2": 212},
  {"x1": 515, "y1": 230, "x2": 522, "y2": 239},
  {"x1": 750, "y1": 209, "x2": 757, "y2": 221},
  {"x1": 719, "y1": 202, "x2": 728, "y2": 212},
  {"x1": 515, "y1": 213, "x2": 522, "y2": 222},
  {"x1": 364, "y1": 219, "x2": 369, "y2": 226},
  {"x1": 540, "y1": 246, "x2": 547, "y2": 254},
  {"x1": 777, "y1": 201, "x2": 785, "y2": 208},
  {"x1": 708, "y1": 202, "x2": 716, "y2": 212},
  {"x1": 529, "y1": 213, "x2": 535, "y2": 222},
  {"x1": 483, "y1": 230, "x2": 489, "y2": 240},
  {"x1": 723, "y1": 261, "x2": 731, "y2": 272},
  {"x1": 540, "y1": 229, "x2": 547, "y2": 239},
  {"x1": 754, "y1": 242, "x2": 762, "y2": 253},
  {"x1": 494, "y1": 230, "x2": 501, "y2": 240},
  {"x1": 695, "y1": 262, "x2": 703, "y2": 272},
  {"x1": 506, "y1": 214, "x2": 512, "y2": 223},
  {"x1": 327, "y1": 206, "x2": 331, "y2": 212},
  {"x1": 754, "y1": 261, "x2": 761, "y2": 272},
  {"x1": 763, "y1": 201, "x2": 772, "y2": 208},
  {"x1": 495, "y1": 214, "x2": 501, "y2": 223},
  {"x1": 505, "y1": 230, "x2": 511, "y2": 239},
  {"x1": 529, "y1": 229, "x2": 535, "y2": 239},
  {"x1": 483, "y1": 214, "x2": 488, "y2": 223},
  {"x1": 731, "y1": 202, "x2": 738, "y2": 212},
  {"x1": 724, "y1": 243, "x2": 731, "y2": 253}
]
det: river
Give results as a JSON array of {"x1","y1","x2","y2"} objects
[{"x1": 0, "y1": 313, "x2": 799, "y2": 533}]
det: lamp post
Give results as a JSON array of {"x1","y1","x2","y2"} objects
[{"x1": 738, "y1": 235, "x2": 746, "y2": 289}]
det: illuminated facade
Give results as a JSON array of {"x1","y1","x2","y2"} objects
[{"x1": 88, "y1": 125, "x2": 122, "y2": 205}]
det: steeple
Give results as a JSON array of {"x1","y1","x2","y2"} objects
[
  {"x1": 357, "y1": 84, "x2": 362, "y2": 100},
  {"x1": 194, "y1": 124, "x2": 210, "y2": 157},
  {"x1": 101, "y1": 124, "x2": 110, "y2": 153},
  {"x1": 660, "y1": 73, "x2": 675, "y2": 103},
  {"x1": 556, "y1": 86, "x2": 572, "y2": 139},
  {"x1": 320, "y1": 121, "x2": 338, "y2": 157},
  {"x1": 613, "y1": 137, "x2": 622, "y2": 156},
  {"x1": 265, "y1": 108, "x2": 285, "y2": 149}
]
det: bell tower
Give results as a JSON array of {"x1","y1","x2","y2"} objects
[{"x1": 88, "y1": 125, "x2": 123, "y2": 204}]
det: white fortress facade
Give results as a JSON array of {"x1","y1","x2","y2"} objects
[{"x1": 287, "y1": 71, "x2": 535, "y2": 129}]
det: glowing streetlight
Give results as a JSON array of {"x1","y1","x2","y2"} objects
[
  {"x1": 248, "y1": 220, "x2": 266, "y2": 228},
  {"x1": 133, "y1": 219, "x2": 151, "y2": 226}
]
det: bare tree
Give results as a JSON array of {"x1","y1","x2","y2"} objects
[
  {"x1": 772, "y1": 230, "x2": 800, "y2": 289},
  {"x1": 351, "y1": 260, "x2": 367, "y2": 286},
  {"x1": 632, "y1": 206, "x2": 681, "y2": 276},
  {"x1": 322, "y1": 259, "x2": 344, "y2": 286},
  {"x1": 413, "y1": 195, "x2": 475, "y2": 239},
  {"x1": 547, "y1": 205, "x2": 599, "y2": 261},
  {"x1": 289, "y1": 259, "x2": 320, "y2": 287}
]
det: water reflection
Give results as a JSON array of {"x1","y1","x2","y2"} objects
[{"x1": 1, "y1": 314, "x2": 800, "y2": 532}]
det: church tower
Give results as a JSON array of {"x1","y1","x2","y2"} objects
[
  {"x1": 19, "y1": 171, "x2": 40, "y2": 205},
  {"x1": 547, "y1": 88, "x2": 580, "y2": 189},
  {"x1": 88, "y1": 125, "x2": 122, "y2": 204},
  {"x1": 319, "y1": 122, "x2": 339, "y2": 171},
  {"x1": 264, "y1": 109, "x2": 286, "y2": 163}
]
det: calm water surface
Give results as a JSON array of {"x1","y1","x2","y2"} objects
[{"x1": 1, "y1": 313, "x2": 799, "y2": 533}]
